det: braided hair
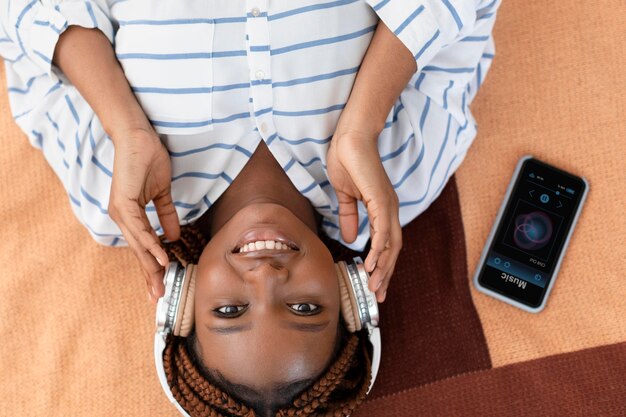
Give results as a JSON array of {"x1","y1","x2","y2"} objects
[
  {"x1": 159, "y1": 223, "x2": 372, "y2": 417},
  {"x1": 160, "y1": 224, "x2": 208, "y2": 267}
]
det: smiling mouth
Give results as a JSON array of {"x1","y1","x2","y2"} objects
[{"x1": 234, "y1": 239, "x2": 299, "y2": 253}]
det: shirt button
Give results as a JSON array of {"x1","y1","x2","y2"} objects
[
  {"x1": 251, "y1": 7, "x2": 260, "y2": 17},
  {"x1": 255, "y1": 69, "x2": 265, "y2": 80},
  {"x1": 260, "y1": 122, "x2": 268, "y2": 134}
]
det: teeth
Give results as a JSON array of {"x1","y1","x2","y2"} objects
[{"x1": 238, "y1": 240, "x2": 293, "y2": 253}]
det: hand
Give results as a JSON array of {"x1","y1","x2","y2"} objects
[
  {"x1": 108, "y1": 126, "x2": 180, "y2": 303},
  {"x1": 326, "y1": 128, "x2": 402, "y2": 302}
]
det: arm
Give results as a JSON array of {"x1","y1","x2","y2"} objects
[
  {"x1": 51, "y1": 26, "x2": 179, "y2": 301},
  {"x1": 51, "y1": 26, "x2": 150, "y2": 139},
  {"x1": 327, "y1": 21, "x2": 417, "y2": 302},
  {"x1": 337, "y1": 20, "x2": 417, "y2": 136}
]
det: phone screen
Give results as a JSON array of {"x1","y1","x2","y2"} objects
[{"x1": 476, "y1": 158, "x2": 587, "y2": 308}]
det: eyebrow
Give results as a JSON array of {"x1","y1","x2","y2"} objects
[
  {"x1": 206, "y1": 323, "x2": 252, "y2": 334},
  {"x1": 280, "y1": 320, "x2": 330, "y2": 333},
  {"x1": 206, "y1": 320, "x2": 330, "y2": 335}
]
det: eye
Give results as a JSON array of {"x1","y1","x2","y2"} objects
[
  {"x1": 213, "y1": 305, "x2": 248, "y2": 318},
  {"x1": 288, "y1": 303, "x2": 321, "y2": 315}
]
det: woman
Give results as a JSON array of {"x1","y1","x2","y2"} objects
[{"x1": 0, "y1": 0, "x2": 500, "y2": 415}]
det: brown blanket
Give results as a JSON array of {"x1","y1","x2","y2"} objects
[{"x1": 1, "y1": 1, "x2": 624, "y2": 415}]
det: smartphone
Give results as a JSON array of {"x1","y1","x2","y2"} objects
[{"x1": 473, "y1": 155, "x2": 589, "y2": 313}]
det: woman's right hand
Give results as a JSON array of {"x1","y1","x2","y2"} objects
[{"x1": 108, "y1": 126, "x2": 180, "y2": 303}]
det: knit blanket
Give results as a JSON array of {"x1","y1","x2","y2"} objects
[{"x1": 1, "y1": 1, "x2": 624, "y2": 415}]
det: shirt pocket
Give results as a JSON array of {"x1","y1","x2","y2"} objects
[{"x1": 114, "y1": 1, "x2": 215, "y2": 135}]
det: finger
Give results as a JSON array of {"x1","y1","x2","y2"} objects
[
  {"x1": 368, "y1": 250, "x2": 393, "y2": 293},
  {"x1": 121, "y1": 223, "x2": 165, "y2": 302},
  {"x1": 121, "y1": 222, "x2": 165, "y2": 293},
  {"x1": 118, "y1": 205, "x2": 168, "y2": 289},
  {"x1": 153, "y1": 186, "x2": 180, "y2": 242},
  {"x1": 381, "y1": 203, "x2": 403, "y2": 293},
  {"x1": 140, "y1": 268, "x2": 156, "y2": 303},
  {"x1": 364, "y1": 205, "x2": 392, "y2": 273},
  {"x1": 367, "y1": 253, "x2": 396, "y2": 302},
  {"x1": 367, "y1": 243, "x2": 392, "y2": 290},
  {"x1": 111, "y1": 195, "x2": 169, "y2": 267},
  {"x1": 123, "y1": 204, "x2": 169, "y2": 269},
  {"x1": 375, "y1": 257, "x2": 397, "y2": 303},
  {"x1": 148, "y1": 226, "x2": 171, "y2": 264},
  {"x1": 336, "y1": 190, "x2": 359, "y2": 244},
  {"x1": 367, "y1": 186, "x2": 402, "y2": 269},
  {"x1": 368, "y1": 266, "x2": 384, "y2": 293},
  {"x1": 151, "y1": 228, "x2": 173, "y2": 260},
  {"x1": 368, "y1": 220, "x2": 402, "y2": 293}
]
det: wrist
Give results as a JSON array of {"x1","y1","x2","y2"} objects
[
  {"x1": 336, "y1": 101, "x2": 386, "y2": 141},
  {"x1": 105, "y1": 110, "x2": 155, "y2": 145},
  {"x1": 108, "y1": 122, "x2": 159, "y2": 148},
  {"x1": 331, "y1": 125, "x2": 382, "y2": 159}
]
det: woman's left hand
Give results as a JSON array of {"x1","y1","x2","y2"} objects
[{"x1": 327, "y1": 124, "x2": 402, "y2": 302}]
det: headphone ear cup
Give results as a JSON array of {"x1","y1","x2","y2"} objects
[
  {"x1": 174, "y1": 264, "x2": 196, "y2": 337},
  {"x1": 336, "y1": 261, "x2": 362, "y2": 333}
]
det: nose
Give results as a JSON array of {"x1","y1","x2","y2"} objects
[{"x1": 241, "y1": 259, "x2": 289, "y2": 286}]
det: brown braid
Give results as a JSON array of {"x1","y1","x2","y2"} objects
[
  {"x1": 277, "y1": 333, "x2": 372, "y2": 417},
  {"x1": 159, "y1": 223, "x2": 208, "y2": 266},
  {"x1": 160, "y1": 223, "x2": 372, "y2": 417}
]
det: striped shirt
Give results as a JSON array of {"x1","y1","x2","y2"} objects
[{"x1": 0, "y1": 0, "x2": 501, "y2": 251}]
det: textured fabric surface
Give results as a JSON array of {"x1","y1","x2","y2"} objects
[
  {"x1": 359, "y1": 342, "x2": 626, "y2": 417},
  {"x1": 1, "y1": 0, "x2": 625, "y2": 416},
  {"x1": 456, "y1": 0, "x2": 626, "y2": 367}
]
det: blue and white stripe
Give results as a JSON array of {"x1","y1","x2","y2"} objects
[{"x1": 0, "y1": 0, "x2": 501, "y2": 250}]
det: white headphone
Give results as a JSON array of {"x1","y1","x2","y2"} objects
[{"x1": 154, "y1": 257, "x2": 382, "y2": 417}]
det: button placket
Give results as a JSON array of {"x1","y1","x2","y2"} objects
[
  {"x1": 244, "y1": 2, "x2": 331, "y2": 212},
  {"x1": 246, "y1": 0, "x2": 274, "y2": 139}
]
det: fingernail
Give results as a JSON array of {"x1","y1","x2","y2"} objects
[
  {"x1": 156, "y1": 256, "x2": 166, "y2": 267},
  {"x1": 376, "y1": 280, "x2": 383, "y2": 291},
  {"x1": 150, "y1": 286, "x2": 157, "y2": 299},
  {"x1": 367, "y1": 259, "x2": 376, "y2": 273},
  {"x1": 148, "y1": 292, "x2": 153, "y2": 303},
  {"x1": 380, "y1": 290, "x2": 387, "y2": 302}
]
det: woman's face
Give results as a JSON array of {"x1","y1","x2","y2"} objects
[{"x1": 194, "y1": 202, "x2": 341, "y2": 391}]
